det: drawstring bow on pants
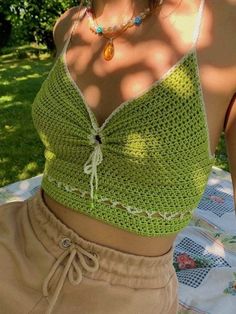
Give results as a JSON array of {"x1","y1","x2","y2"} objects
[{"x1": 42, "y1": 239, "x2": 99, "y2": 314}]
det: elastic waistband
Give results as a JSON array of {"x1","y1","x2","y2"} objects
[{"x1": 27, "y1": 188, "x2": 175, "y2": 289}]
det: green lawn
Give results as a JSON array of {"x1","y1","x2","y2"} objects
[
  {"x1": 0, "y1": 45, "x2": 230, "y2": 188},
  {"x1": 0, "y1": 45, "x2": 52, "y2": 187}
]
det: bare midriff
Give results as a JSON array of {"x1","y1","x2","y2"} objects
[{"x1": 42, "y1": 188, "x2": 179, "y2": 257}]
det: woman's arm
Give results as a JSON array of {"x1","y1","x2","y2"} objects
[
  {"x1": 225, "y1": 93, "x2": 236, "y2": 209},
  {"x1": 222, "y1": 0, "x2": 236, "y2": 210},
  {"x1": 52, "y1": 5, "x2": 83, "y2": 59}
]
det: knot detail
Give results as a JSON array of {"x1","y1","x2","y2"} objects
[
  {"x1": 94, "y1": 134, "x2": 102, "y2": 144},
  {"x1": 84, "y1": 130, "x2": 103, "y2": 202},
  {"x1": 43, "y1": 240, "x2": 99, "y2": 314}
]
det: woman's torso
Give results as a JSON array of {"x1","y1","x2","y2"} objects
[{"x1": 42, "y1": 0, "x2": 236, "y2": 257}]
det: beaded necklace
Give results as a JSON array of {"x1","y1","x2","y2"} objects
[{"x1": 85, "y1": 0, "x2": 164, "y2": 61}]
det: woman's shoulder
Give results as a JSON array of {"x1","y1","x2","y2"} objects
[
  {"x1": 208, "y1": 0, "x2": 236, "y2": 24},
  {"x1": 202, "y1": 0, "x2": 236, "y2": 67},
  {"x1": 52, "y1": 5, "x2": 85, "y2": 56}
]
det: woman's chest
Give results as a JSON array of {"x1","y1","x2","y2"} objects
[
  {"x1": 64, "y1": 46, "x2": 231, "y2": 159},
  {"x1": 63, "y1": 4, "x2": 235, "y2": 159},
  {"x1": 60, "y1": 2, "x2": 235, "y2": 159}
]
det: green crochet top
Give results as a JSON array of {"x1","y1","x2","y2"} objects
[{"x1": 32, "y1": 0, "x2": 215, "y2": 236}]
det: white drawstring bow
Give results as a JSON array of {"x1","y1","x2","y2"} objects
[{"x1": 83, "y1": 131, "x2": 103, "y2": 203}]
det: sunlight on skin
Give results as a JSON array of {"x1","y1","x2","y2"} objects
[
  {"x1": 121, "y1": 71, "x2": 157, "y2": 99},
  {"x1": 170, "y1": 16, "x2": 195, "y2": 47},
  {"x1": 83, "y1": 85, "x2": 101, "y2": 110},
  {"x1": 147, "y1": 47, "x2": 170, "y2": 74},
  {"x1": 152, "y1": 49, "x2": 170, "y2": 71},
  {"x1": 136, "y1": 41, "x2": 177, "y2": 77},
  {"x1": 92, "y1": 40, "x2": 135, "y2": 75},
  {"x1": 131, "y1": 82, "x2": 147, "y2": 95},
  {"x1": 180, "y1": 4, "x2": 217, "y2": 94},
  {"x1": 0, "y1": 0, "x2": 231, "y2": 191},
  {"x1": 67, "y1": 47, "x2": 89, "y2": 74},
  {"x1": 201, "y1": 66, "x2": 235, "y2": 94},
  {"x1": 96, "y1": 13, "x2": 130, "y2": 26},
  {"x1": 166, "y1": 2, "x2": 204, "y2": 49},
  {"x1": 226, "y1": 0, "x2": 236, "y2": 4},
  {"x1": 84, "y1": 0, "x2": 214, "y2": 106},
  {"x1": 114, "y1": 48, "x2": 123, "y2": 61},
  {"x1": 92, "y1": 0, "x2": 137, "y2": 30},
  {"x1": 164, "y1": 4, "x2": 212, "y2": 52},
  {"x1": 93, "y1": 43, "x2": 171, "y2": 100}
]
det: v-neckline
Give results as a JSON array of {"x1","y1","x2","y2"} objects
[{"x1": 60, "y1": 45, "x2": 198, "y2": 131}]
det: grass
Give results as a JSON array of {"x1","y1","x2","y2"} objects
[
  {"x1": 0, "y1": 44, "x2": 230, "y2": 188},
  {"x1": 0, "y1": 44, "x2": 53, "y2": 187}
]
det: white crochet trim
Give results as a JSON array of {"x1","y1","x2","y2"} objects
[{"x1": 46, "y1": 175, "x2": 192, "y2": 220}]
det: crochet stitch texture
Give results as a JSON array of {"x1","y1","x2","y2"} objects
[
  {"x1": 31, "y1": 0, "x2": 215, "y2": 237},
  {"x1": 31, "y1": 47, "x2": 215, "y2": 237}
]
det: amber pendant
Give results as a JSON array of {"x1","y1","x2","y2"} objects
[{"x1": 103, "y1": 39, "x2": 114, "y2": 61}]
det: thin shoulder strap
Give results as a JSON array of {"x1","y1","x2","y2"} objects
[
  {"x1": 60, "y1": 4, "x2": 87, "y2": 56},
  {"x1": 191, "y1": 0, "x2": 205, "y2": 47}
]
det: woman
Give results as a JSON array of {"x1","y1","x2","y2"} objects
[{"x1": 0, "y1": 0, "x2": 235, "y2": 313}]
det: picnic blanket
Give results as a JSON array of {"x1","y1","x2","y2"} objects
[{"x1": 0, "y1": 166, "x2": 236, "y2": 314}]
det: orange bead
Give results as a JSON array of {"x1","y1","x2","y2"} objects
[{"x1": 103, "y1": 41, "x2": 114, "y2": 61}]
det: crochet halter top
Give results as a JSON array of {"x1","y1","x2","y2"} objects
[{"x1": 32, "y1": 0, "x2": 215, "y2": 237}]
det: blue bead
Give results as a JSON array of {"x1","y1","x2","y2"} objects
[
  {"x1": 134, "y1": 16, "x2": 142, "y2": 25},
  {"x1": 96, "y1": 26, "x2": 103, "y2": 34}
]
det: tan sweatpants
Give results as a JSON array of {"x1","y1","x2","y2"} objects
[{"x1": 0, "y1": 188, "x2": 179, "y2": 314}]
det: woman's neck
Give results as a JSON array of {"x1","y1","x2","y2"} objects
[{"x1": 92, "y1": 0, "x2": 151, "y2": 25}]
